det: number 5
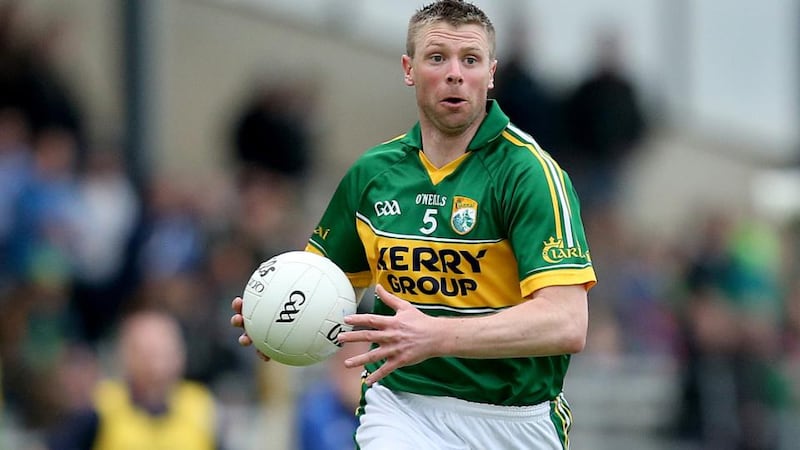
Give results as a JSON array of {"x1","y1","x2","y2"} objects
[{"x1": 420, "y1": 208, "x2": 438, "y2": 235}]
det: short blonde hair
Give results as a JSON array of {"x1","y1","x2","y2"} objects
[{"x1": 406, "y1": 0, "x2": 496, "y2": 59}]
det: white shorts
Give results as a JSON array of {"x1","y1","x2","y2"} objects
[{"x1": 356, "y1": 383, "x2": 573, "y2": 450}]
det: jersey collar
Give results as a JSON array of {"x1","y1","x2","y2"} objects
[{"x1": 400, "y1": 100, "x2": 509, "y2": 152}]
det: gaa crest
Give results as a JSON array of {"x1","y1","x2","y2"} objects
[{"x1": 451, "y1": 196, "x2": 477, "y2": 235}]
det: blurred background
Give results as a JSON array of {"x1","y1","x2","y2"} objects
[{"x1": 0, "y1": 0, "x2": 798, "y2": 449}]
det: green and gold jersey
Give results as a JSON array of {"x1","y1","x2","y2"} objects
[{"x1": 306, "y1": 100, "x2": 596, "y2": 406}]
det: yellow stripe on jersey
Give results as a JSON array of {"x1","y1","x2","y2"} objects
[
  {"x1": 356, "y1": 218, "x2": 522, "y2": 310},
  {"x1": 502, "y1": 127, "x2": 579, "y2": 249},
  {"x1": 521, "y1": 266, "x2": 597, "y2": 297},
  {"x1": 381, "y1": 133, "x2": 406, "y2": 145}
]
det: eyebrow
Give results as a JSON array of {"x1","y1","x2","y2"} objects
[
  {"x1": 461, "y1": 46, "x2": 484, "y2": 55},
  {"x1": 422, "y1": 42, "x2": 485, "y2": 55}
]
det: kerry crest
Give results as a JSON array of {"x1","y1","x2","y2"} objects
[{"x1": 451, "y1": 196, "x2": 478, "y2": 235}]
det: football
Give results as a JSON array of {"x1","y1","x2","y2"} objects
[{"x1": 241, "y1": 251, "x2": 357, "y2": 366}]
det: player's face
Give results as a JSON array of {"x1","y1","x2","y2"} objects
[{"x1": 403, "y1": 22, "x2": 496, "y2": 137}]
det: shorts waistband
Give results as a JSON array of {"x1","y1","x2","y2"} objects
[{"x1": 379, "y1": 384, "x2": 554, "y2": 420}]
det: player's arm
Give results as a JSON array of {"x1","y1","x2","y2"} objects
[
  {"x1": 437, "y1": 284, "x2": 588, "y2": 358},
  {"x1": 338, "y1": 283, "x2": 588, "y2": 385}
]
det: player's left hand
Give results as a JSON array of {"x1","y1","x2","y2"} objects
[
  {"x1": 230, "y1": 296, "x2": 271, "y2": 362},
  {"x1": 338, "y1": 284, "x2": 439, "y2": 385}
]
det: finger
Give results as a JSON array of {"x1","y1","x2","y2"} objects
[
  {"x1": 231, "y1": 314, "x2": 244, "y2": 328},
  {"x1": 375, "y1": 285, "x2": 410, "y2": 311},
  {"x1": 344, "y1": 313, "x2": 391, "y2": 329},
  {"x1": 238, "y1": 333, "x2": 253, "y2": 346},
  {"x1": 256, "y1": 350, "x2": 271, "y2": 362},
  {"x1": 231, "y1": 296, "x2": 243, "y2": 313},
  {"x1": 337, "y1": 329, "x2": 379, "y2": 344},
  {"x1": 344, "y1": 347, "x2": 384, "y2": 368},
  {"x1": 365, "y1": 362, "x2": 394, "y2": 386}
]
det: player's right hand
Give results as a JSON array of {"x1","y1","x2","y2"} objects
[{"x1": 230, "y1": 296, "x2": 271, "y2": 362}]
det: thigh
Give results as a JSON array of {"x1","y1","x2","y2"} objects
[
  {"x1": 439, "y1": 394, "x2": 572, "y2": 450},
  {"x1": 356, "y1": 384, "x2": 468, "y2": 450},
  {"x1": 451, "y1": 413, "x2": 567, "y2": 450}
]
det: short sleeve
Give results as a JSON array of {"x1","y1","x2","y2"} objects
[{"x1": 504, "y1": 154, "x2": 596, "y2": 297}]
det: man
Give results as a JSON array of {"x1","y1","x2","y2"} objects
[
  {"x1": 231, "y1": 1, "x2": 596, "y2": 448},
  {"x1": 47, "y1": 310, "x2": 218, "y2": 450},
  {"x1": 295, "y1": 341, "x2": 371, "y2": 450}
]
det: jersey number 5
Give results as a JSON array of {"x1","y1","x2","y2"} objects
[{"x1": 420, "y1": 208, "x2": 438, "y2": 235}]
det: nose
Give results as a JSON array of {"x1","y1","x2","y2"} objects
[{"x1": 446, "y1": 61, "x2": 463, "y2": 85}]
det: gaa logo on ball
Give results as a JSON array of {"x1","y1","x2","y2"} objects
[{"x1": 241, "y1": 251, "x2": 358, "y2": 366}]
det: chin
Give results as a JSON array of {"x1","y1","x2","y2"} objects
[{"x1": 439, "y1": 123, "x2": 471, "y2": 136}]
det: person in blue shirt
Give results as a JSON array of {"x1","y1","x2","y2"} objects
[{"x1": 295, "y1": 341, "x2": 369, "y2": 450}]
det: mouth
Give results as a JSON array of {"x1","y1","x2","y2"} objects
[{"x1": 441, "y1": 97, "x2": 467, "y2": 106}]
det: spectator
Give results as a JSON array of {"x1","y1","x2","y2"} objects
[
  {"x1": 674, "y1": 214, "x2": 786, "y2": 450},
  {"x1": 294, "y1": 341, "x2": 371, "y2": 450},
  {"x1": 231, "y1": 83, "x2": 309, "y2": 178},
  {"x1": 46, "y1": 310, "x2": 219, "y2": 450},
  {"x1": 128, "y1": 173, "x2": 206, "y2": 285},
  {"x1": 562, "y1": 27, "x2": 646, "y2": 211},
  {"x1": 200, "y1": 235, "x2": 262, "y2": 401},
  {"x1": 492, "y1": 19, "x2": 560, "y2": 151},
  {"x1": 8, "y1": 126, "x2": 82, "y2": 284},
  {"x1": 229, "y1": 78, "x2": 318, "y2": 259},
  {"x1": 0, "y1": 268, "x2": 75, "y2": 429},
  {"x1": 0, "y1": 107, "x2": 32, "y2": 284},
  {"x1": 71, "y1": 145, "x2": 140, "y2": 343},
  {"x1": 0, "y1": 5, "x2": 84, "y2": 150}
]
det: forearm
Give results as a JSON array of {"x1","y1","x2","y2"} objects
[
  {"x1": 339, "y1": 284, "x2": 589, "y2": 385},
  {"x1": 436, "y1": 285, "x2": 588, "y2": 359}
]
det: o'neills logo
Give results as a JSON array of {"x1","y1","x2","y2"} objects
[
  {"x1": 542, "y1": 237, "x2": 589, "y2": 263},
  {"x1": 451, "y1": 196, "x2": 477, "y2": 235}
]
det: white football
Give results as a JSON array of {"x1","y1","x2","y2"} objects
[{"x1": 241, "y1": 251, "x2": 357, "y2": 366}]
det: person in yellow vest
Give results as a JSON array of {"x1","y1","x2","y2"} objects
[{"x1": 47, "y1": 310, "x2": 219, "y2": 450}]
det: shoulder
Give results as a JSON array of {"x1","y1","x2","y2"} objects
[
  {"x1": 481, "y1": 123, "x2": 565, "y2": 181},
  {"x1": 352, "y1": 134, "x2": 412, "y2": 168},
  {"x1": 343, "y1": 133, "x2": 415, "y2": 182}
]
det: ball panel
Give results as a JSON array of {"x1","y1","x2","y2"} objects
[
  {"x1": 262, "y1": 347, "x2": 317, "y2": 366},
  {"x1": 266, "y1": 267, "x2": 325, "y2": 353},
  {"x1": 240, "y1": 251, "x2": 359, "y2": 367},
  {"x1": 243, "y1": 261, "x2": 315, "y2": 351},
  {"x1": 242, "y1": 258, "x2": 282, "y2": 317},
  {"x1": 308, "y1": 319, "x2": 352, "y2": 361},
  {"x1": 281, "y1": 252, "x2": 355, "y2": 302},
  {"x1": 328, "y1": 296, "x2": 358, "y2": 323}
]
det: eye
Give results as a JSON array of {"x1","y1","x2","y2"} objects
[
  {"x1": 465, "y1": 56, "x2": 478, "y2": 65},
  {"x1": 430, "y1": 54, "x2": 444, "y2": 63}
]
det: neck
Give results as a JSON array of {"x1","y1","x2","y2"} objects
[{"x1": 419, "y1": 115, "x2": 484, "y2": 168}]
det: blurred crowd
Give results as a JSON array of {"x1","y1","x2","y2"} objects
[
  {"x1": 0, "y1": 2, "x2": 317, "y2": 448},
  {"x1": 0, "y1": 2, "x2": 799, "y2": 450}
]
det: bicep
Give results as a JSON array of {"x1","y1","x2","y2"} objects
[
  {"x1": 529, "y1": 284, "x2": 589, "y2": 329},
  {"x1": 529, "y1": 284, "x2": 588, "y2": 310}
]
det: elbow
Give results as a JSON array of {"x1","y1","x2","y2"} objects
[
  {"x1": 565, "y1": 331, "x2": 586, "y2": 354},
  {"x1": 563, "y1": 322, "x2": 587, "y2": 354},
  {"x1": 564, "y1": 296, "x2": 588, "y2": 354}
]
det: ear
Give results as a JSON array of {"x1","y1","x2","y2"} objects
[
  {"x1": 488, "y1": 59, "x2": 498, "y2": 89},
  {"x1": 401, "y1": 55, "x2": 414, "y2": 86}
]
